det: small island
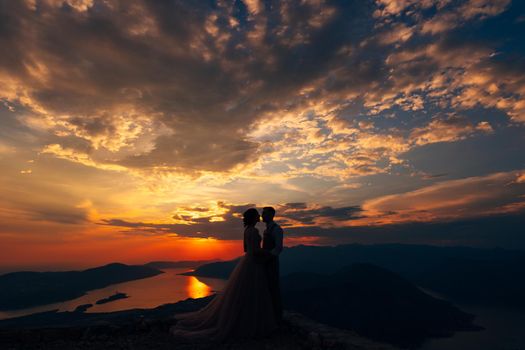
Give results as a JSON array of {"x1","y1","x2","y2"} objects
[
  {"x1": 73, "y1": 303, "x2": 93, "y2": 313},
  {"x1": 0, "y1": 263, "x2": 162, "y2": 311},
  {"x1": 95, "y1": 292, "x2": 129, "y2": 305}
]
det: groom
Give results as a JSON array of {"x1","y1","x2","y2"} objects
[{"x1": 261, "y1": 206, "x2": 284, "y2": 325}]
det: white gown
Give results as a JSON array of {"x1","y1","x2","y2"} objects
[{"x1": 171, "y1": 226, "x2": 277, "y2": 342}]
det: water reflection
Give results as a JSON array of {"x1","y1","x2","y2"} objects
[
  {"x1": 0, "y1": 268, "x2": 227, "y2": 320},
  {"x1": 187, "y1": 276, "x2": 212, "y2": 299}
]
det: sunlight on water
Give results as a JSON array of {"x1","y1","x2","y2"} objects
[
  {"x1": 0, "y1": 268, "x2": 227, "y2": 320},
  {"x1": 187, "y1": 276, "x2": 212, "y2": 299}
]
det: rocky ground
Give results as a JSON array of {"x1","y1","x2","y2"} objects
[{"x1": 0, "y1": 297, "x2": 396, "y2": 350}]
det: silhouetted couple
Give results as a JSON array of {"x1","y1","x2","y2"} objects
[{"x1": 171, "y1": 206, "x2": 284, "y2": 342}]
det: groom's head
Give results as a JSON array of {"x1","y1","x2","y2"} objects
[{"x1": 262, "y1": 206, "x2": 275, "y2": 223}]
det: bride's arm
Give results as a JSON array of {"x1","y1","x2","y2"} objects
[
  {"x1": 244, "y1": 227, "x2": 259, "y2": 254},
  {"x1": 248, "y1": 229, "x2": 271, "y2": 262}
]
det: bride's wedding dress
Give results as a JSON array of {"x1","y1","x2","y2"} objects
[{"x1": 171, "y1": 226, "x2": 277, "y2": 342}]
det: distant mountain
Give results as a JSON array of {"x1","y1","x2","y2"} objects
[
  {"x1": 186, "y1": 243, "x2": 525, "y2": 309},
  {"x1": 145, "y1": 260, "x2": 219, "y2": 270},
  {"x1": 0, "y1": 263, "x2": 163, "y2": 311},
  {"x1": 281, "y1": 263, "x2": 479, "y2": 348}
]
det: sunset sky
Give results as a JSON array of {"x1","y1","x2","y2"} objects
[{"x1": 1, "y1": 0, "x2": 524, "y2": 271}]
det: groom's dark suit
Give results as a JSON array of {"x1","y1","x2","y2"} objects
[{"x1": 262, "y1": 221, "x2": 283, "y2": 324}]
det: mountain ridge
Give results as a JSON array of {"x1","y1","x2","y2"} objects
[
  {"x1": 0, "y1": 263, "x2": 163, "y2": 311},
  {"x1": 186, "y1": 243, "x2": 525, "y2": 308}
]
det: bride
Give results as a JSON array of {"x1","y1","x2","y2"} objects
[{"x1": 171, "y1": 208, "x2": 277, "y2": 342}]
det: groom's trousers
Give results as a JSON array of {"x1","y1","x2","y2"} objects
[{"x1": 266, "y1": 256, "x2": 282, "y2": 324}]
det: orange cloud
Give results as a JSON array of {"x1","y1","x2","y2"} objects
[
  {"x1": 1, "y1": 0, "x2": 524, "y2": 270},
  {"x1": 361, "y1": 170, "x2": 525, "y2": 225},
  {"x1": 410, "y1": 116, "x2": 493, "y2": 146}
]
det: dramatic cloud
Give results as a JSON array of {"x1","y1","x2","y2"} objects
[
  {"x1": 361, "y1": 170, "x2": 525, "y2": 224},
  {"x1": 409, "y1": 115, "x2": 493, "y2": 145},
  {"x1": 1, "y1": 0, "x2": 525, "y2": 264},
  {"x1": 2, "y1": 0, "x2": 522, "y2": 180},
  {"x1": 101, "y1": 171, "x2": 525, "y2": 239},
  {"x1": 0, "y1": 0, "x2": 374, "y2": 175},
  {"x1": 101, "y1": 201, "x2": 364, "y2": 239}
]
